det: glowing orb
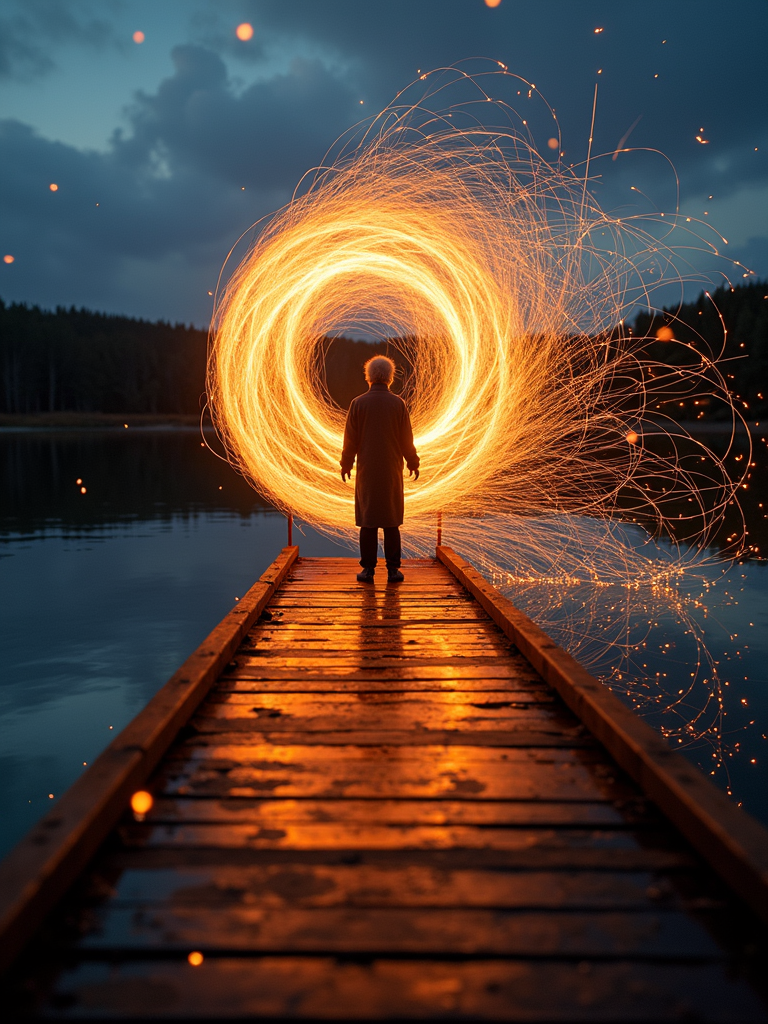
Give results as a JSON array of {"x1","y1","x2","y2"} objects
[
  {"x1": 626, "y1": 430, "x2": 639, "y2": 444},
  {"x1": 547, "y1": 138, "x2": 559, "y2": 150},
  {"x1": 3, "y1": 255, "x2": 14, "y2": 264},
  {"x1": 188, "y1": 951, "x2": 204, "y2": 966},
  {"x1": 132, "y1": 30, "x2": 145, "y2": 44},
  {"x1": 485, "y1": 0, "x2": 503, "y2": 7},
  {"x1": 236, "y1": 22, "x2": 254, "y2": 41},
  {"x1": 130, "y1": 790, "x2": 153, "y2": 817},
  {"x1": 656, "y1": 325, "x2": 674, "y2": 341},
  {"x1": 49, "y1": 183, "x2": 58, "y2": 192}
]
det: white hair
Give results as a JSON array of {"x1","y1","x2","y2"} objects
[{"x1": 364, "y1": 355, "x2": 396, "y2": 385}]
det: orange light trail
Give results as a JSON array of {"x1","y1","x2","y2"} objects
[{"x1": 209, "y1": 64, "x2": 751, "y2": 769}]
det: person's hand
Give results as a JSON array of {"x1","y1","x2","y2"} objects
[
  {"x1": 341, "y1": 469, "x2": 350, "y2": 483},
  {"x1": 409, "y1": 468, "x2": 420, "y2": 481}
]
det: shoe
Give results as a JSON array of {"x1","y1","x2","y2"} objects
[
  {"x1": 387, "y1": 569, "x2": 404, "y2": 583},
  {"x1": 356, "y1": 568, "x2": 375, "y2": 583}
]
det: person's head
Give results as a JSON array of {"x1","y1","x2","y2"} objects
[{"x1": 364, "y1": 355, "x2": 396, "y2": 387}]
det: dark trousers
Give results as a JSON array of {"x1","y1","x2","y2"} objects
[{"x1": 359, "y1": 527, "x2": 401, "y2": 570}]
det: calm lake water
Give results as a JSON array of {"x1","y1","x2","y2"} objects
[{"x1": 1, "y1": 428, "x2": 765, "y2": 858}]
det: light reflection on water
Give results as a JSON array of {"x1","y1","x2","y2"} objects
[{"x1": 0, "y1": 429, "x2": 765, "y2": 858}]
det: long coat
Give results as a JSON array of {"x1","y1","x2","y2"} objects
[{"x1": 340, "y1": 383, "x2": 420, "y2": 528}]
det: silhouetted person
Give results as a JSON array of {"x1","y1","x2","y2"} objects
[{"x1": 340, "y1": 355, "x2": 420, "y2": 582}]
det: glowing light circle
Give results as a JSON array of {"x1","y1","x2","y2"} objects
[
  {"x1": 210, "y1": 63, "x2": 745, "y2": 567},
  {"x1": 236, "y1": 22, "x2": 254, "y2": 41},
  {"x1": 210, "y1": 64, "x2": 750, "y2": 765},
  {"x1": 212, "y1": 173, "x2": 526, "y2": 530}
]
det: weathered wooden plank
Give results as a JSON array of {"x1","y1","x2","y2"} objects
[
  {"x1": 72, "y1": 905, "x2": 725, "y2": 958},
  {"x1": 101, "y1": 845, "x2": 699, "y2": 872},
  {"x1": 269, "y1": 599, "x2": 477, "y2": 609},
  {"x1": 192, "y1": 693, "x2": 586, "y2": 739},
  {"x1": 156, "y1": 744, "x2": 636, "y2": 802},
  {"x1": 0, "y1": 548, "x2": 301, "y2": 976},
  {"x1": 245, "y1": 627, "x2": 509, "y2": 644},
  {"x1": 261, "y1": 615, "x2": 491, "y2": 626},
  {"x1": 275, "y1": 587, "x2": 468, "y2": 597},
  {"x1": 183, "y1": 729, "x2": 598, "y2": 748},
  {"x1": 116, "y1": 823, "x2": 678, "y2": 855},
  {"x1": 241, "y1": 641, "x2": 510, "y2": 654},
  {"x1": 237, "y1": 644, "x2": 511, "y2": 658},
  {"x1": 207, "y1": 690, "x2": 553, "y2": 706},
  {"x1": 264, "y1": 607, "x2": 488, "y2": 617},
  {"x1": 232, "y1": 655, "x2": 513, "y2": 670},
  {"x1": 164, "y1": 742, "x2": 609, "y2": 766},
  {"x1": 218, "y1": 678, "x2": 553, "y2": 694},
  {"x1": 127, "y1": 798, "x2": 640, "y2": 827},
  {"x1": 201, "y1": 691, "x2": 561, "y2": 712},
  {"x1": 224, "y1": 664, "x2": 541, "y2": 682},
  {"x1": 437, "y1": 546, "x2": 768, "y2": 925},
  {"x1": 26, "y1": 958, "x2": 766, "y2": 1020},
  {"x1": 80, "y1": 863, "x2": 683, "y2": 909}
]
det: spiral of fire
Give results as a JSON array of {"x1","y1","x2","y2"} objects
[
  {"x1": 209, "y1": 66, "x2": 749, "y2": 756},
  {"x1": 209, "y1": 72, "x2": 744, "y2": 555}
]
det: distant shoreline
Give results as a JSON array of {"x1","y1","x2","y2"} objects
[
  {"x1": 0, "y1": 413, "x2": 212, "y2": 432},
  {"x1": 0, "y1": 412, "x2": 760, "y2": 436}
]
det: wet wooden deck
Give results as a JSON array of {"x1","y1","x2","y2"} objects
[{"x1": 2, "y1": 552, "x2": 767, "y2": 1020}]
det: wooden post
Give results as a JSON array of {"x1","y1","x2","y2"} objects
[
  {"x1": 287, "y1": 513, "x2": 293, "y2": 547},
  {"x1": 436, "y1": 511, "x2": 442, "y2": 550}
]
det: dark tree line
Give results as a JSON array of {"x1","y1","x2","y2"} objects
[
  {"x1": 1, "y1": 281, "x2": 765, "y2": 417},
  {"x1": 0, "y1": 301, "x2": 209, "y2": 415}
]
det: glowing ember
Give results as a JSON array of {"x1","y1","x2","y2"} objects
[
  {"x1": 656, "y1": 326, "x2": 675, "y2": 342},
  {"x1": 49, "y1": 183, "x2": 58, "y2": 192},
  {"x1": 484, "y1": 0, "x2": 503, "y2": 7},
  {"x1": 130, "y1": 790, "x2": 153, "y2": 819},
  {"x1": 626, "y1": 430, "x2": 639, "y2": 444},
  {"x1": 236, "y1": 22, "x2": 254, "y2": 41},
  {"x1": 132, "y1": 30, "x2": 145, "y2": 44},
  {"x1": 188, "y1": 951, "x2": 204, "y2": 966},
  {"x1": 547, "y1": 138, "x2": 559, "y2": 150},
  {"x1": 3, "y1": 255, "x2": 14, "y2": 264}
]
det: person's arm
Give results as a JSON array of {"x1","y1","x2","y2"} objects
[
  {"x1": 401, "y1": 405, "x2": 420, "y2": 480},
  {"x1": 340, "y1": 402, "x2": 358, "y2": 482}
]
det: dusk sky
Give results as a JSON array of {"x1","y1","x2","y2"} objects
[{"x1": 1, "y1": 0, "x2": 766, "y2": 327}]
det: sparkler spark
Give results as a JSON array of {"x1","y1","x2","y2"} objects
[{"x1": 209, "y1": 64, "x2": 751, "y2": 774}]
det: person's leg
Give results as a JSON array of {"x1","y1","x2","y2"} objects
[
  {"x1": 383, "y1": 527, "x2": 402, "y2": 571},
  {"x1": 359, "y1": 527, "x2": 379, "y2": 570}
]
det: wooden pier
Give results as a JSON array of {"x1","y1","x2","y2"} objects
[{"x1": 1, "y1": 548, "x2": 767, "y2": 1020}]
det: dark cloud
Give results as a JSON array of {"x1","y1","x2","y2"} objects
[
  {"x1": 0, "y1": 43, "x2": 361, "y2": 322},
  {"x1": 0, "y1": 0, "x2": 117, "y2": 80},
  {"x1": 227, "y1": 0, "x2": 767, "y2": 207},
  {"x1": 0, "y1": 0, "x2": 765, "y2": 322},
  {"x1": 115, "y1": 45, "x2": 359, "y2": 190}
]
